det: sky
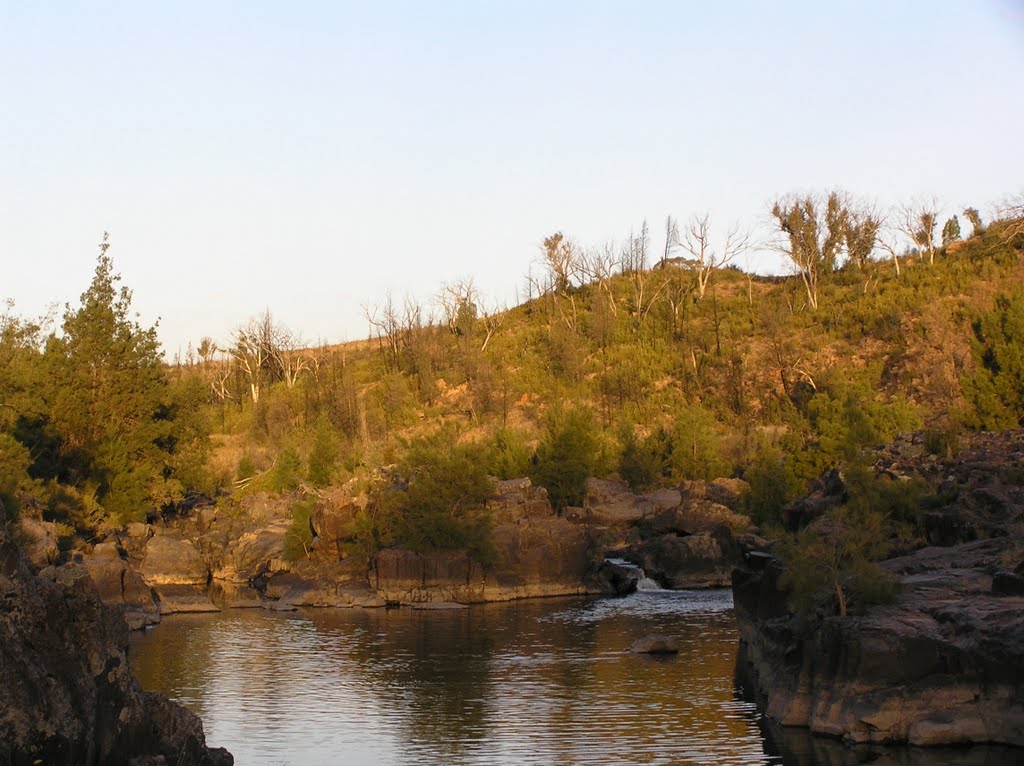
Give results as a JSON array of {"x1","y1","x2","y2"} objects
[{"x1": 2, "y1": 1, "x2": 1023, "y2": 359}]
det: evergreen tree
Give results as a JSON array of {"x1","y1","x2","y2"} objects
[
  {"x1": 963, "y1": 292, "x2": 1024, "y2": 429},
  {"x1": 43, "y1": 236, "x2": 208, "y2": 522},
  {"x1": 941, "y1": 215, "x2": 961, "y2": 247}
]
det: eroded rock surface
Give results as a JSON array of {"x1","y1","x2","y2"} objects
[
  {"x1": 733, "y1": 430, "x2": 1024, "y2": 748},
  {"x1": 0, "y1": 524, "x2": 231, "y2": 765}
]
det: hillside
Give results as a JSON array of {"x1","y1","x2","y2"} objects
[{"x1": 1, "y1": 212, "x2": 1023, "y2": 556}]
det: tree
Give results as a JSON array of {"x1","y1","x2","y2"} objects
[
  {"x1": 44, "y1": 234, "x2": 207, "y2": 521},
  {"x1": 962, "y1": 291, "x2": 1024, "y2": 429},
  {"x1": 778, "y1": 506, "x2": 896, "y2": 617},
  {"x1": 843, "y1": 203, "x2": 881, "y2": 271},
  {"x1": 963, "y1": 207, "x2": 983, "y2": 237},
  {"x1": 771, "y1": 192, "x2": 848, "y2": 310},
  {"x1": 941, "y1": 215, "x2": 961, "y2": 247},
  {"x1": 897, "y1": 198, "x2": 940, "y2": 264},
  {"x1": 530, "y1": 407, "x2": 600, "y2": 510},
  {"x1": 678, "y1": 213, "x2": 751, "y2": 299},
  {"x1": 540, "y1": 232, "x2": 582, "y2": 294}
]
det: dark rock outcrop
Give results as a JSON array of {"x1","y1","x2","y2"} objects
[
  {"x1": 734, "y1": 537, "x2": 1024, "y2": 747},
  {"x1": 0, "y1": 523, "x2": 231, "y2": 765},
  {"x1": 735, "y1": 431, "x2": 1024, "y2": 748},
  {"x1": 627, "y1": 526, "x2": 741, "y2": 588}
]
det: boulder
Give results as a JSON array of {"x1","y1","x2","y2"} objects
[
  {"x1": 17, "y1": 517, "x2": 59, "y2": 569},
  {"x1": 596, "y1": 559, "x2": 641, "y2": 595},
  {"x1": 0, "y1": 523, "x2": 231, "y2": 764},
  {"x1": 212, "y1": 521, "x2": 290, "y2": 583},
  {"x1": 208, "y1": 580, "x2": 263, "y2": 609},
  {"x1": 584, "y1": 478, "x2": 670, "y2": 525},
  {"x1": 81, "y1": 540, "x2": 160, "y2": 630},
  {"x1": 154, "y1": 584, "x2": 220, "y2": 614},
  {"x1": 624, "y1": 528, "x2": 740, "y2": 588},
  {"x1": 140, "y1": 534, "x2": 209, "y2": 586},
  {"x1": 264, "y1": 567, "x2": 386, "y2": 608},
  {"x1": 630, "y1": 634, "x2": 679, "y2": 654},
  {"x1": 488, "y1": 478, "x2": 555, "y2": 523}
]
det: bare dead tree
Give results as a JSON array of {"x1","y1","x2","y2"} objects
[
  {"x1": 437, "y1": 279, "x2": 479, "y2": 336},
  {"x1": 580, "y1": 242, "x2": 619, "y2": 317},
  {"x1": 363, "y1": 293, "x2": 402, "y2": 372},
  {"x1": 678, "y1": 213, "x2": 752, "y2": 299},
  {"x1": 477, "y1": 302, "x2": 507, "y2": 352},
  {"x1": 541, "y1": 232, "x2": 582, "y2": 294},
  {"x1": 994, "y1": 191, "x2": 1024, "y2": 240}
]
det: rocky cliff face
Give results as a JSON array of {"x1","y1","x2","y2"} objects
[
  {"x1": 373, "y1": 479, "x2": 601, "y2": 603},
  {"x1": 733, "y1": 430, "x2": 1024, "y2": 748},
  {"x1": 46, "y1": 471, "x2": 751, "y2": 616},
  {"x1": 0, "y1": 523, "x2": 232, "y2": 765}
]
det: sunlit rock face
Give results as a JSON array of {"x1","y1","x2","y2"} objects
[
  {"x1": 372, "y1": 479, "x2": 599, "y2": 604},
  {"x1": 0, "y1": 523, "x2": 232, "y2": 765}
]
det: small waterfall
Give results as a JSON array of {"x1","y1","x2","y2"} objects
[
  {"x1": 635, "y1": 574, "x2": 662, "y2": 591},
  {"x1": 605, "y1": 558, "x2": 663, "y2": 592}
]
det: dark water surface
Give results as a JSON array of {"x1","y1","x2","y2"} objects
[{"x1": 129, "y1": 590, "x2": 1018, "y2": 766}]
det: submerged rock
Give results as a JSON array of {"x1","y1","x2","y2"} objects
[{"x1": 629, "y1": 634, "x2": 679, "y2": 654}]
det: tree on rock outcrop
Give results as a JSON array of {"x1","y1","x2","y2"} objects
[{"x1": 42, "y1": 234, "x2": 208, "y2": 522}]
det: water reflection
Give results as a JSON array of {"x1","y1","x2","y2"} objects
[{"x1": 129, "y1": 591, "x2": 1019, "y2": 766}]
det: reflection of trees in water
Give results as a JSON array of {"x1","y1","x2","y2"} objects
[
  {"x1": 136, "y1": 595, "x2": 987, "y2": 764},
  {"x1": 307, "y1": 598, "x2": 602, "y2": 762}
]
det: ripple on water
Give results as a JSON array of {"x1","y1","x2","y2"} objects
[{"x1": 129, "y1": 591, "x2": 1021, "y2": 766}]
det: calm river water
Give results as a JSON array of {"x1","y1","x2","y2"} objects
[{"x1": 129, "y1": 590, "x2": 1018, "y2": 766}]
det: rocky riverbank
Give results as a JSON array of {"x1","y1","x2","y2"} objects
[
  {"x1": 0, "y1": 519, "x2": 232, "y2": 765},
  {"x1": 733, "y1": 430, "x2": 1024, "y2": 748},
  {"x1": 17, "y1": 474, "x2": 752, "y2": 622}
]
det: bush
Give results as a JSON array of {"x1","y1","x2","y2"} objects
[
  {"x1": 307, "y1": 420, "x2": 338, "y2": 487},
  {"x1": 962, "y1": 291, "x2": 1024, "y2": 429},
  {"x1": 283, "y1": 499, "x2": 315, "y2": 561},
  {"x1": 269, "y1": 447, "x2": 302, "y2": 492},
  {"x1": 778, "y1": 502, "x2": 900, "y2": 618},
  {"x1": 741, "y1": 446, "x2": 802, "y2": 527},
  {"x1": 377, "y1": 428, "x2": 496, "y2": 564},
  {"x1": 669, "y1": 403, "x2": 728, "y2": 481},
  {"x1": 489, "y1": 427, "x2": 532, "y2": 480},
  {"x1": 530, "y1": 407, "x2": 599, "y2": 510},
  {"x1": 619, "y1": 425, "x2": 672, "y2": 491},
  {"x1": 0, "y1": 433, "x2": 31, "y2": 522}
]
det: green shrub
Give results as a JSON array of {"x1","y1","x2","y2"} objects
[
  {"x1": 489, "y1": 427, "x2": 532, "y2": 480},
  {"x1": 741, "y1": 446, "x2": 802, "y2": 527},
  {"x1": 962, "y1": 291, "x2": 1024, "y2": 429},
  {"x1": 530, "y1": 407, "x2": 599, "y2": 510},
  {"x1": 669, "y1": 403, "x2": 728, "y2": 481},
  {"x1": 307, "y1": 420, "x2": 338, "y2": 487},
  {"x1": 0, "y1": 433, "x2": 31, "y2": 522},
  {"x1": 619, "y1": 425, "x2": 672, "y2": 491},
  {"x1": 778, "y1": 505, "x2": 899, "y2": 618},
  {"x1": 269, "y1": 447, "x2": 302, "y2": 492},
  {"x1": 376, "y1": 428, "x2": 496, "y2": 564},
  {"x1": 283, "y1": 499, "x2": 315, "y2": 561}
]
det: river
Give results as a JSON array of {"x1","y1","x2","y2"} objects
[{"x1": 129, "y1": 589, "x2": 1019, "y2": 766}]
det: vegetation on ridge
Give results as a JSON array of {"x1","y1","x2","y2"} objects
[{"x1": 1, "y1": 193, "x2": 1022, "y2": 582}]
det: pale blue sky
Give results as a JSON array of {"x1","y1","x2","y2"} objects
[{"x1": 3, "y1": 1, "x2": 1023, "y2": 357}]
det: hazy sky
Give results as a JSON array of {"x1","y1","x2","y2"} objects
[{"x1": 3, "y1": 1, "x2": 1023, "y2": 357}]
